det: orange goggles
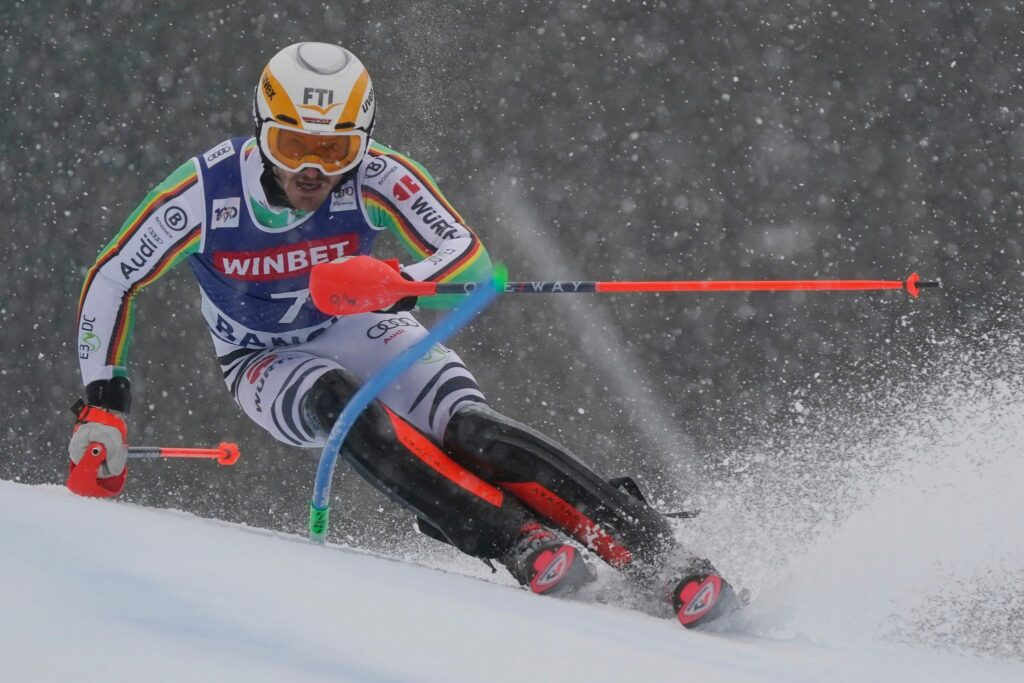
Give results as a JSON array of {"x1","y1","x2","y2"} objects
[{"x1": 260, "y1": 123, "x2": 367, "y2": 175}]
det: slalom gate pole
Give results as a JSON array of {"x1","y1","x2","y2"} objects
[
  {"x1": 307, "y1": 265, "x2": 506, "y2": 544},
  {"x1": 308, "y1": 257, "x2": 941, "y2": 316},
  {"x1": 127, "y1": 442, "x2": 240, "y2": 465}
]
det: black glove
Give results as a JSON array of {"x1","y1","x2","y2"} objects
[{"x1": 84, "y1": 377, "x2": 132, "y2": 413}]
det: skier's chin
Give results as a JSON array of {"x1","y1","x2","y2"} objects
[{"x1": 278, "y1": 169, "x2": 340, "y2": 212}]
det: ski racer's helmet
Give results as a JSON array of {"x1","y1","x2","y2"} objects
[{"x1": 254, "y1": 42, "x2": 375, "y2": 176}]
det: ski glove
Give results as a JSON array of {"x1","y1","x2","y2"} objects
[
  {"x1": 67, "y1": 401, "x2": 128, "y2": 498},
  {"x1": 374, "y1": 262, "x2": 418, "y2": 314}
]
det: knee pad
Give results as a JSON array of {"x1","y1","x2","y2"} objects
[{"x1": 302, "y1": 368, "x2": 390, "y2": 440}]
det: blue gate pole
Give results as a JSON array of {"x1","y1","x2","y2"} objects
[{"x1": 309, "y1": 267, "x2": 505, "y2": 543}]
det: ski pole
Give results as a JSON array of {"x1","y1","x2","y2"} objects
[
  {"x1": 309, "y1": 255, "x2": 941, "y2": 316},
  {"x1": 126, "y1": 442, "x2": 241, "y2": 466},
  {"x1": 66, "y1": 442, "x2": 241, "y2": 497}
]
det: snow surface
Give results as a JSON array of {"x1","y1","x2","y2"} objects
[{"x1": 2, "y1": 480, "x2": 1021, "y2": 683}]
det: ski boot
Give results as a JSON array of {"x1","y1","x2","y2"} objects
[
  {"x1": 668, "y1": 558, "x2": 744, "y2": 628},
  {"x1": 502, "y1": 522, "x2": 595, "y2": 595}
]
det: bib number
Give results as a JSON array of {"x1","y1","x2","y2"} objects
[{"x1": 271, "y1": 288, "x2": 311, "y2": 324}]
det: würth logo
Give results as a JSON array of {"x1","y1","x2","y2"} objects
[
  {"x1": 214, "y1": 235, "x2": 357, "y2": 281},
  {"x1": 246, "y1": 355, "x2": 278, "y2": 384}
]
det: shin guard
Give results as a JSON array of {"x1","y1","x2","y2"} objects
[{"x1": 443, "y1": 404, "x2": 677, "y2": 580}]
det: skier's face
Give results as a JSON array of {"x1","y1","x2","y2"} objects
[{"x1": 274, "y1": 166, "x2": 343, "y2": 212}]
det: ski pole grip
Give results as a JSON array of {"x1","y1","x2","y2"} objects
[{"x1": 66, "y1": 442, "x2": 124, "y2": 498}]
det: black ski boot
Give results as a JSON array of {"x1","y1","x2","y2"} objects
[{"x1": 502, "y1": 522, "x2": 595, "y2": 595}]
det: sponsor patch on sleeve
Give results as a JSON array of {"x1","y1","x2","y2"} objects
[
  {"x1": 211, "y1": 197, "x2": 241, "y2": 229},
  {"x1": 363, "y1": 156, "x2": 388, "y2": 180},
  {"x1": 203, "y1": 140, "x2": 235, "y2": 168}
]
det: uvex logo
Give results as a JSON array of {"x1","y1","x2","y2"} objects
[
  {"x1": 262, "y1": 75, "x2": 276, "y2": 101},
  {"x1": 213, "y1": 235, "x2": 357, "y2": 282}
]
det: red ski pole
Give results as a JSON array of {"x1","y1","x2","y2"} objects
[
  {"x1": 67, "y1": 442, "x2": 241, "y2": 498},
  {"x1": 309, "y1": 256, "x2": 941, "y2": 316},
  {"x1": 127, "y1": 442, "x2": 241, "y2": 466}
]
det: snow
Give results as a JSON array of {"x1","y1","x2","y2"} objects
[{"x1": 2, "y1": 480, "x2": 1021, "y2": 683}]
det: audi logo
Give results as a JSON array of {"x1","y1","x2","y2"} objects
[{"x1": 366, "y1": 317, "x2": 420, "y2": 339}]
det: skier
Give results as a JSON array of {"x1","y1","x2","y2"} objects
[{"x1": 69, "y1": 41, "x2": 739, "y2": 627}]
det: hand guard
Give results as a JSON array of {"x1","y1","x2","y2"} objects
[{"x1": 67, "y1": 401, "x2": 129, "y2": 498}]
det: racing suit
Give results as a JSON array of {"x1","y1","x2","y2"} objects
[{"x1": 76, "y1": 137, "x2": 678, "y2": 573}]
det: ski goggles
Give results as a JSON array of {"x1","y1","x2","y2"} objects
[{"x1": 259, "y1": 122, "x2": 367, "y2": 176}]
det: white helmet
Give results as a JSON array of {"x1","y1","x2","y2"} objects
[{"x1": 253, "y1": 42, "x2": 376, "y2": 176}]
